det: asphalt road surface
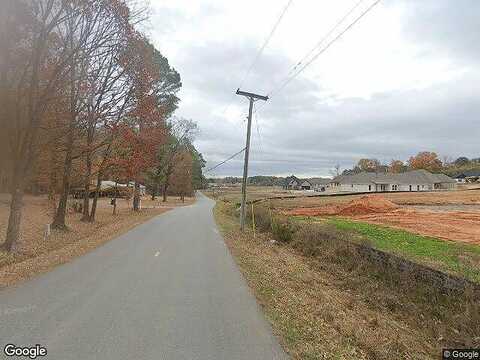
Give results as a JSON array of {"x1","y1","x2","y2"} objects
[{"x1": 0, "y1": 193, "x2": 288, "y2": 360}]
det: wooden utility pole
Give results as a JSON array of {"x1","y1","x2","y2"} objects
[{"x1": 236, "y1": 89, "x2": 268, "y2": 231}]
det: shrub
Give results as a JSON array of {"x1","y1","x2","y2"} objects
[
  {"x1": 223, "y1": 201, "x2": 239, "y2": 218},
  {"x1": 292, "y1": 223, "x2": 363, "y2": 271},
  {"x1": 271, "y1": 218, "x2": 296, "y2": 243},
  {"x1": 246, "y1": 204, "x2": 272, "y2": 232}
]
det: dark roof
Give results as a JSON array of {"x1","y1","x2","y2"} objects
[
  {"x1": 454, "y1": 169, "x2": 480, "y2": 178},
  {"x1": 284, "y1": 175, "x2": 301, "y2": 185},
  {"x1": 285, "y1": 176, "x2": 331, "y2": 186},
  {"x1": 308, "y1": 177, "x2": 331, "y2": 185},
  {"x1": 332, "y1": 170, "x2": 455, "y2": 185}
]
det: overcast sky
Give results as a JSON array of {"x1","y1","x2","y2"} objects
[{"x1": 148, "y1": 0, "x2": 479, "y2": 177}]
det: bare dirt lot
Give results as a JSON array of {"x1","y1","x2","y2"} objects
[
  {"x1": 279, "y1": 191, "x2": 480, "y2": 244},
  {"x1": 0, "y1": 194, "x2": 193, "y2": 287}
]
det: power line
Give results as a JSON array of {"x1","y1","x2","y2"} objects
[
  {"x1": 238, "y1": 0, "x2": 295, "y2": 89},
  {"x1": 219, "y1": 1, "x2": 294, "y2": 123},
  {"x1": 204, "y1": 148, "x2": 246, "y2": 173},
  {"x1": 284, "y1": 0, "x2": 365, "y2": 80},
  {"x1": 268, "y1": 0, "x2": 381, "y2": 98}
]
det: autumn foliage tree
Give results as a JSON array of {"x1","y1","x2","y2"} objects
[
  {"x1": 408, "y1": 151, "x2": 443, "y2": 172},
  {"x1": 389, "y1": 159, "x2": 407, "y2": 173},
  {"x1": 0, "y1": 0, "x2": 186, "y2": 253}
]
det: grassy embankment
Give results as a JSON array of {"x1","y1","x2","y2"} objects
[
  {"x1": 213, "y1": 198, "x2": 480, "y2": 360},
  {"x1": 328, "y1": 218, "x2": 480, "y2": 283}
]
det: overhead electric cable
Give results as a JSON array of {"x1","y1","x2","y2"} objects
[
  {"x1": 268, "y1": 0, "x2": 381, "y2": 98},
  {"x1": 204, "y1": 148, "x2": 246, "y2": 173},
  {"x1": 238, "y1": 0, "x2": 295, "y2": 89},
  {"x1": 220, "y1": 0, "x2": 294, "y2": 121},
  {"x1": 284, "y1": 0, "x2": 365, "y2": 79}
]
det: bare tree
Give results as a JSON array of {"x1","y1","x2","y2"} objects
[
  {"x1": 156, "y1": 118, "x2": 198, "y2": 202},
  {"x1": 1, "y1": 0, "x2": 92, "y2": 251},
  {"x1": 52, "y1": 0, "x2": 131, "y2": 228},
  {"x1": 329, "y1": 163, "x2": 341, "y2": 178}
]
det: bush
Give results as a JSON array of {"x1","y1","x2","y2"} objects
[
  {"x1": 246, "y1": 204, "x2": 272, "y2": 232},
  {"x1": 223, "y1": 201, "x2": 239, "y2": 218},
  {"x1": 271, "y1": 218, "x2": 296, "y2": 243},
  {"x1": 292, "y1": 223, "x2": 363, "y2": 270}
]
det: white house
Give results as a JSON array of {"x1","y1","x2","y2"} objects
[{"x1": 330, "y1": 170, "x2": 456, "y2": 193}]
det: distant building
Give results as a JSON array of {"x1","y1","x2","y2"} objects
[
  {"x1": 309, "y1": 178, "x2": 331, "y2": 192},
  {"x1": 283, "y1": 175, "x2": 331, "y2": 191},
  {"x1": 71, "y1": 181, "x2": 146, "y2": 198},
  {"x1": 284, "y1": 175, "x2": 302, "y2": 190},
  {"x1": 453, "y1": 170, "x2": 480, "y2": 183},
  {"x1": 330, "y1": 169, "x2": 456, "y2": 193}
]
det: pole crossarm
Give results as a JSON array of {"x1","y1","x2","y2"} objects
[{"x1": 236, "y1": 88, "x2": 269, "y2": 101}]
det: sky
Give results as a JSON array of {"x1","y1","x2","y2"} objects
[{"x1": 148, "y1": 0, "x2": 479, "y2": 178}]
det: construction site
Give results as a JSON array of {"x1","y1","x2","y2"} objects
[{"x1": 281, "y1": 191, "x2": 480, "y2": 244}]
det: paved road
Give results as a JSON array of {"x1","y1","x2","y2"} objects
[{"x1": 0, "y1": 193, "x2": 287, "y2": 360}]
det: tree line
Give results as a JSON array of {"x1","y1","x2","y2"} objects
[
  {"x1": 207, "y1": 151, "x2": 480, "y2": 186},
  {"x1": 339, "y1": 152, "x2": 480, "y2": 176},
  {"x1": 0, "y1": 0, "x2": 205, "y2": 253}
]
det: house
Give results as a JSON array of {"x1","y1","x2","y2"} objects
[
  {"x1": 453, "y1": 169, "x2": 480, "y2": 183},
  {"x1": 71, "y1": 180, "x2": 146, "y2": 198},
  {"x1": 330, "y1": 170, "x2": 456, "y2": 193},
  {"x1": 309, "y1": 177, "x2": 331, "y2": 192},
  {"x1": 283, "y1": 176, "x2": 312, "y2": 190},
  {"x1": 283, "y1": 175, "x2": 332, "y2": 191},
  {"x1": 284, "y1": 175, "x2": 300, "y2": 190}
]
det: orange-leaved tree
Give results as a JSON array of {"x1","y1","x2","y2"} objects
[{"x1": 408, "y1": 151, "x2": 443, "y2": 172}]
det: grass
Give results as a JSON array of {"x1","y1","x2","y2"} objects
[
  {"x1": 213, "y1": 199, "x2": 480, "y2": 359},
  {"x1": 328, "y1": 218, "x2": 480, "y2": 283}
]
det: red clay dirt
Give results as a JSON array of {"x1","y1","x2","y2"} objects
[
  {"x1": 283, "y1": 195, "x2": 480, "y2": 244},
  {"x1": 354, "y1": 209, "x2": 480, "y2": 244},
  {"x1": 284, "y1": 195, "x2": 398, "y2": 217}
]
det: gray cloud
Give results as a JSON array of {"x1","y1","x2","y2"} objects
[
  {"x1": 400, "y1": 0, "x2": 480, "y2": 63},
  {"x1": 151, "y1": 1, "x2": 480, "y2": 177}
]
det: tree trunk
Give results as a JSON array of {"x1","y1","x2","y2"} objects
[
  {"x1": 52, "y1": 126, "x2": 74, "y2": 230},
  {"x1": 82, "y1": 115, "x2": 95, "y2": 221},
  {"x1": 81, "y1": 149, "x2": 92, "y2": 221},
  {"x1": 88, "y1": 171, "x2": 102, "y2": 222},
  {"x1": 3, "y1": 187, "x2": 24, "y2": 252},
  {"x1": 81, "y1": 184, "x2": 90, "y2": 221},
  {"x1": 162, "y1": 182, "x2": 168, "y2": 202},
  {"x1": 52, "y1": 31, "x2": 76, "y2": 230},
  {"x1": 133, "y1": 182, "x2": 140, "y2": 211},
  {"x1": 112, "y1": 182, "x2": 118, "y2": 215},
  {"x1": 151, "y1": 187, "x2": 156, "y2": 201}
]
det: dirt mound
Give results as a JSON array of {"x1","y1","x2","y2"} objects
[
  {"x1": 284, "y1": 195, "x2": 398, "y2": 217},
  {"x1": 336, "y1": 196, "x2": 398, "y2": 216}
]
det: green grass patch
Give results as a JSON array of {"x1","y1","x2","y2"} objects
[{"x1": 328, "y1": 218, "x2": 480, "y2": 283}]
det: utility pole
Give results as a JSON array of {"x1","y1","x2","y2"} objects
[{"x1": 236, "y1": 89, "x2": 268, "y2": 231}]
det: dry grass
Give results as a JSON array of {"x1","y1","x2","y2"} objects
[
  {"x1": 204, "y1": 186, "x2": 292, "y2": 203},
  {"x1": 0, "y1": 194, "x2": 193, "y2": 288},
  {"x1": 271, "y1": 189, "x2": 480, "y2": 210},
  {"x1": 214, "y1": 200, "x2": 480, "y2": 360}
]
